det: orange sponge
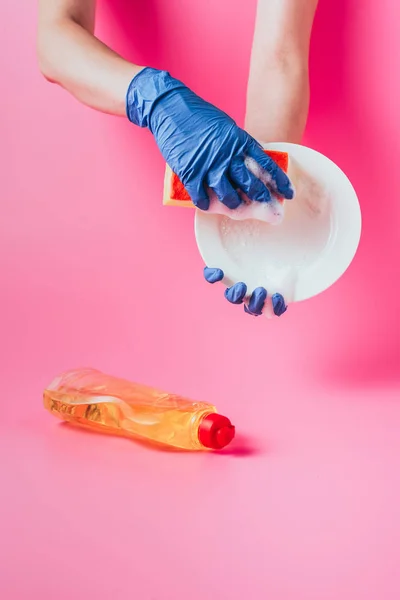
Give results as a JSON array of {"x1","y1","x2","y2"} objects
[{"x1": 163, "y1": 150, "x2": 289, "y2": 207}]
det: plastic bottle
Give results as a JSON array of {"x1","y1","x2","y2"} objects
[{"x1": 43, "y1": 368, "x2": 235, "y2": 451}]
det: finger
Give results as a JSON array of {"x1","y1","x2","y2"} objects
[
  {"x1": 208, "y1": 173, "x2": 242, "y2": 210},
  {"x1": 224, "y1": 282, "x2": 247, "y2": 304},
  {"x1": 247, "y1": 142, "x2": 294, "y2": 200},
  {"x1": 272, "y1": 293, "x2": 288, "y2": 316},
  {"x1": 229, "y1": 157, "x2": 271, "y2": 203},
  {"x1": 204, "y1": 267, "x2": 224, "y2": 284},
  {"x1": 185, "y1": 179, "x2": 210, "y2": 211},
  {"x1": 244, "y1": 287, "x2": 267, "y2": 316}
]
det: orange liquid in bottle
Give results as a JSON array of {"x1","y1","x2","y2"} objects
[{"x1": 43, "y1": 368, "x2": 235, "y2": 451}]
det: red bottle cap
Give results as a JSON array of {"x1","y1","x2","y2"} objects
[{"x1": 198, "y1": 413, "x2": 235, "y2": 450}]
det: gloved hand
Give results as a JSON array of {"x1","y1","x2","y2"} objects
[
  {"x1": 126, "y1": 68, "x2": 293, "y2": 210},
  {"x1": 204, "y1": 267, "x2": 287, "y2": 317}
]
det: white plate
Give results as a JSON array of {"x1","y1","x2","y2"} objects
[{"x1": 194, "y1": 142, "x2": 362, "y2": 303}]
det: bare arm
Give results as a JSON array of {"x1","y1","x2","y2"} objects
[
  {"x1": 246, "y1": 0, "x2": 319, "y2": 144},
  {"x1": 37, "y1": 0, "x2": 144, "y2": 116}
]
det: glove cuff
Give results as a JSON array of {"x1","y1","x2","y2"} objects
[{"x1": 126, "y1": 67, "x2": 186, "y2": 129}]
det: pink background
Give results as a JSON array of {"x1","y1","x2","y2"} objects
[{"x1": 1, "y1": 0, "x2": 400, "y2": 598}]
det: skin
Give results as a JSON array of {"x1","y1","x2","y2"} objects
[
  {"x1": 37, "y1": 0, "x2": 319, "y2": 316},
  {"x1": 246, "y1": 0, "x2": 319, "y2": 144},
  {"x1": 37, "y1": 0, "x2": 143, "y2": 115},
  {"x1": 37, "y1": 0, "x2": 318, "y2": 141}
]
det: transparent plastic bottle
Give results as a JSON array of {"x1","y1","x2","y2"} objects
[{"x1": 43, "y1": 368, "x2": 235, "y2": 451}]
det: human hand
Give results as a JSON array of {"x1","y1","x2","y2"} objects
[
  {"x1": 126, "y1": 68, "x2": 293, "y2": 210},
  {"x1": 203, "y1": 267, "x2": 287, "y2": 317}
]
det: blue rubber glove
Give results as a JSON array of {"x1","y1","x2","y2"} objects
[
  {"x1": 203, "y1": 267, "x2": 287, "y2": 317},
  {"x1": 126, "y1": 68, "x2": 293, "y2": 210}
]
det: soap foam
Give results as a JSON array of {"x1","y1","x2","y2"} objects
[{"x1": 206, "y1": 191, "x2": 284, "y2": 225}]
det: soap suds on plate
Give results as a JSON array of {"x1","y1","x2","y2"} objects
[
  {"x1": 218, "y1": 157, "x2": 332, "y2": 302},
  {"x1": 206, "y1": 187, "x2": 284, "y2": 225}
]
